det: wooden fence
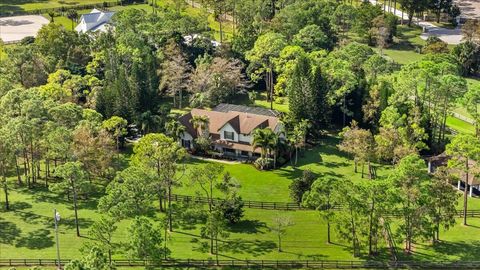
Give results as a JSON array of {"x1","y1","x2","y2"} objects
[
  {"x1": 169, "y1": 194, "x2": 480, "y2": 218},
  {"x1": 2, "y1": 258, "x2": 480, "y2": 269}
]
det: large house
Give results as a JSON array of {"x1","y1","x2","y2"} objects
[
  {"x1": 178, "y1": 104, "x2": 283, "y2": 159},
  {"x1": 75, "y1": 9, "x2": 115, "y2": 34},
  {"x1": 428, "y1": 153, "x2": 480, "y2": 197}
]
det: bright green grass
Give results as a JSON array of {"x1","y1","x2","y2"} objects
[
  {"x1": 254, "y1": 93, "x2": 289, "y2": 113},
  {"x1": 379, "y1": 25, "x2": 425, "y2": 65},
  {"x1": 2, "y1": 140, "x2": 480, "y2": 261},
  {"x1": 0, "y1": 186, "x2": 357, "y2": 260},
  {"x1": 1, "y1": 0, "x2": 117, "y2": 13},
  {"x1": 175, "y1": 136, "x2": 392, "y2": 202},
  {"x1": 406, "y1": 218, "x2": 480, "y2": 261},
  {"x1": 446, "y1": 116, "x2": 475, "y2": 134},
  {"x1": 3, "y1": 185, "x2": 480, "y2": 262}
]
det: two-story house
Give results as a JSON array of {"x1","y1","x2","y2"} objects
[
  {"x1": 75, "y1": 9, "x2": 115, "y2": 34},
  {"x1": 178, "y1": 104, "x2": 283, "y2": 159}
]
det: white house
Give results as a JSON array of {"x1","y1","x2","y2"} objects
[
  {"x1": 178, "y1": 104, "x2": 283, "y2": 159},
  {"x1": 183, "y1": 34, "x2": 221, "y2": 47},
  {"x1": 75, "y1": 9, "x2": 115, "y2": 34}
]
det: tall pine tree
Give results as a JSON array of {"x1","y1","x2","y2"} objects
[{"x1": 287, "y1": 55, "x2": 328, "y2": 128}]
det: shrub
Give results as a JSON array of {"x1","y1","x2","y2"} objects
[
  {"x1": 289, "y1": 169, "x2": 316, "y2": 203},
  {"x1": 254, "y1": 157, "x2": 274, "y2": 170},
  {"x1": 423, "y1": 36, "x2": 449, "y2": 54},
  {"x1": 220, "y1": 193, "x2": 245, "y2": 224}
]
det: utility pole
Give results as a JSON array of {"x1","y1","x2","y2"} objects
[{"x1": 54, "y1": 209, "x2": 62, "y2": 269}]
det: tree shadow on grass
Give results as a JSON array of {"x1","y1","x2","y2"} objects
[
  {"x1": 15, "y1": 228, "x2": 54, "y2": 249},
  {"x1": 14, "y1": 210, "x2": 50, "y2": 225},
  {"x1": 24, "y1": 186, "x2": 69, "y2": 205},
  {"x1": 281, "y1": 250, "x2": 328, "y2": 260},
  {"x1": 60, "y1": 216, "x2": 95, "y2": 231},
  {"x1": 8, "y1": 201, "x2": 32, "y2": 211},
  {"x1": 418, "y1": 240, "x2": 480, "y2": 261},
  {"x1": 275, "y1": 166, "x2": 304, "y2": 181},
  {"x1": 318, "y1": 171, "x2": 346, "y2": 179},
  {"x1": 0, "y1": 218, "x2": 22, "y2": 245},
  {"x1": 227, "y1": 219, "x2": 267, "y2": 234},
  {"x1": 77, "y1": 198, "x2": 99, "y2": 210}
]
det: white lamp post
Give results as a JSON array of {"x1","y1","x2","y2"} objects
[{"x1": 54, "y1": 209, "x2": 61, "y2": 269}]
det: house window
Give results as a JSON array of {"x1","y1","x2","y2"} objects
[{"x1": 224, "y1": 131, "x2": 234, "y2": 140}]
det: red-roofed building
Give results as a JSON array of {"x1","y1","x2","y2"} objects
[{"x1": 178, "y1": 104, "x2": 284, "y2": 159}]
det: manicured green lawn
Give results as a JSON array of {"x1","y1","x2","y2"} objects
[
  {"x1": 379, "y1": 25, "x2": 425, "y2": 65},
  {"x1": 176, "y1": 136, "x2": 391, "y2": 202},
  {"x1": 446, "y1": 116, "x2": 475, "y2": 135},
  {"x1": 3, "y1": 184, "x2": 480, "y2": 262},
  {"x1": 0, "y1": 186, "x2": 356, "y2": 260},
  {"x1": 2, "y1": 136, "x2": 480, "y2": 262}
]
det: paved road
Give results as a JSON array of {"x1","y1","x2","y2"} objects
[{"x1": 368, "y1": 0, "x2": 463, "y2": 45}]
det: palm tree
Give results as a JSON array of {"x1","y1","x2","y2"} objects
[
  {"x1": 190, "y1": 115, "x2": 209, "y2": 137},
  {"x1": 66, "y1": 9, "x2": 79, "y2": 31},
  {"x1": 270, "y1": 132, "x2": 282, "y2": 168},
  {"x1": 165, "y1": 119, "x2": 186, "y2": 140},
  {"x1": 290, "y1": 119, "x2": 310, "y2": 165},
  {"x1": 138, "y1": 110, "x2": 163, "y2": 134},
  {"x1": 290, "y1": 129, "x2": 302, "y2": 166},
  {"x1": 252, "y1": 128, "x2": 277, "y2": 160},
  {"x1": 48, "y1": 11, "x2": 57, "y2": 23}
]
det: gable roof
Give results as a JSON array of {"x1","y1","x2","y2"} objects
[
  {"x1": 214, "y1": 103, "x2": 280, "y2": 117},
  {"x1": 179, "y1": 105, "x2": 280, "y2": 138},
  {"x1": 75, "y1": 9, "x2": 115, "y2": 33}
]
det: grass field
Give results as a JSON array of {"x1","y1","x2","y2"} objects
[
  {"x1": 380, "y1": 25, "x2": 425, "y2": 65},
  {"x1": 446, "y1": 116, "x2": 475, "y2": 134},
  {"x1": 2, "y1": 136, "x2": 480, "y2": 262},
  {"x1": 1, "y1": 0, "x2": 117, "y2": 13},
  {"x1": 48, "y1": 1, "x2": 234, "y2": 41},
  {"x1": 175, "y1": 136, "x2": 391, "y2": 202}
]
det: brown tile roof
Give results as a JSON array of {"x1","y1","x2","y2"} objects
[
  {"x1": 179, "y1": 107, "x2": 280, "y2": 139},
  {"x1": 429, "y1": 153, "x2": 480, "y2": 185}
]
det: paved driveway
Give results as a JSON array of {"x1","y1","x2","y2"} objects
[
  {"x1": 369, "y1": 0, "x2": 464, "y2": 44},
  {"x1": 0, "y1": 15, "x2": 49, "y2": 43}
]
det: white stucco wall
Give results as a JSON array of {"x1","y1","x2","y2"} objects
[
  {"x1": 274, "y1": 123, "x2": 285, "y2": 138},
  {"x1": 180, "y1": 132, "x2": 194, "y2": 141},
  {"x1": 219, "y1": 123, "x2": 238, "y2": 142},
  {"x1": 238, "y1": 134, "x2": 252, "y2": 143}
]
